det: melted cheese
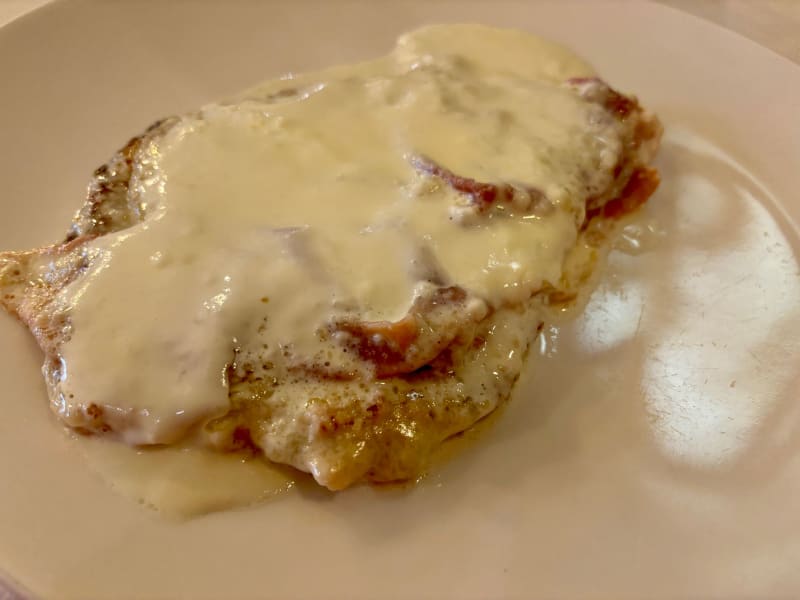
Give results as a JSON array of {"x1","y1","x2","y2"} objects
[
  {"x1": 54, "y1": 25, "x2": 619, "y2": 446},
  {"x1": 75, "y1": 436, "x2": 295, "y2": 518}
]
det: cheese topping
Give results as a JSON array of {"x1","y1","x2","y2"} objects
[{"x1": 54, "y1": 25, "x2": 622, "y2": 445}]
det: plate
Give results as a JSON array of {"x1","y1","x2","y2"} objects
[{"x1": 2, "y1": 1, "x2": 800, "y2": 598}]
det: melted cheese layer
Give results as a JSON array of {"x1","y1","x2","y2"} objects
[{"x1": 55, "y1": 25, "x2": 621, "y2": 445}]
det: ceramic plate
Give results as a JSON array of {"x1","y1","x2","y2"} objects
[{"x1": 1, "y1": 1, "x2": 800, "y2": 598}]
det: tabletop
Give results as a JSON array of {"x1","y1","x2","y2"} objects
[
  {"x1": 0, "y1": 0, "x2": 799, "y2": 66},
  {"x1": 658, "y1": 0, "x2": 800, "y2": 64}
]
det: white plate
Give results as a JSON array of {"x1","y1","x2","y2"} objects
[{"x1": 2, "y1": 1, "x2": 800, "y2": 598}]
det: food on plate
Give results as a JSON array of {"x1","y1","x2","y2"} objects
[{"x1": 0, "y1": 24, "x2": 662, "y2": 493}]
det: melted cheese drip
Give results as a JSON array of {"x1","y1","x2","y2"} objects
[
  {"x1": 55, "y1": 24, "x2": 613, "y2": 447},
  {"x1": 75, "y1": 437, "x2": 295, "y2": 518}
]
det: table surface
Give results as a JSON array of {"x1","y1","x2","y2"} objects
[
  {"x1": 0, "y1": 0, "x2": 799, "y2": 65},
  {"x1": 658, "y1": 0, "x2": 800, "y2": 64}
]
